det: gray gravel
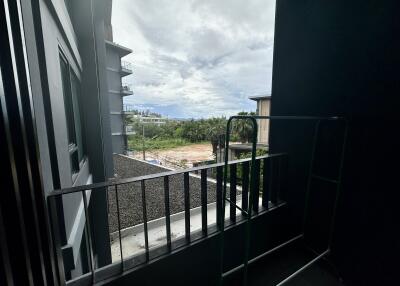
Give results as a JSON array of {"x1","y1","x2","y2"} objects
[{"x1": 107, "y1": 155, "x2": 219, "y2": 232}]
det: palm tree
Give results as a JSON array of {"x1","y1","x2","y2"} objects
[
  {"x1": 232, "y1": 111, "x2": 256, "y2": 143},
  {"x1": 207, "y1": 117, "x2": 226, "y2": 154}
]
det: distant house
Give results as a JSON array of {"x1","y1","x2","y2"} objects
[
  {"x1": 249, "y1": 94, "x2": 271, "y2": 144},
  {"x1": 217, "y1": 94, "x2": 271, "y2": 162},
  {"x1": 214, "y1": 95, "x2": 271, "y2": 163}
]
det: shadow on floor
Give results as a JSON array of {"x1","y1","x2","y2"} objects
[{"x1": 223, "y1": 240, "x2": 344, "y2": 286}]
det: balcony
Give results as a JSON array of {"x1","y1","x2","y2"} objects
[
  {"x1": 120, "y1": 61, "x2": 133, "y2": 77},
  {"x1": 121, "y1": 83, "x2": 133, "y2": 96},
  {"x1": 124, "y1": 125, "x2": 136, "y2": 135},
  {"x1": 48, "y1": 116, "x2": 347, "y2": 286},
  {"x1": 4, "y1": 0, "x2": 396, "y2": 284},
  {"x1": 122, "y1": 103, "x2": 136, "y2": 114}
]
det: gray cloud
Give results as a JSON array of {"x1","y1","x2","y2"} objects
[{"x1": 112, "y1": 0, "x2": 276, "y2": 118}]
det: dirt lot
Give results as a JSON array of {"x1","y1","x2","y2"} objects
[{"x1": 132, "y1": 143, "x2": 214, "y2": 169}]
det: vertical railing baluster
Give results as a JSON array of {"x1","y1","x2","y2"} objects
[
  {"x1": 241, "y1": 161, "x2": 249, "y2": 215},
  {"x1": 201, "y1": 169, "x2": 208, "y2": 235},
  {"x1": 262, "y1": 157, "x2": 271, "y2": 207},
  {"x1": 183, "y1": 172, "x2": 190, "y2": 242},
  {"x1": 252, "y1": 159, "x2": 261, "y2": 213},
  {"x1": 271, "y1": 157, "x2": 279, "y2": 204},
  {"x1": 114, "y1": 185, "x2": 123, "y2": 270},
  {"x1": 230, "y1": 164, "x2": 237, "y2": 222},
  {"x1": 216, "y1": 166, "x2": 223, "y2": 230},
  {"x1": 141, "y1": 180, "x2": 149, "y2": 262},
  {"x1": 164, "y1": 176, "x2": 172, "y2": 251},
  {"x1": 278, "y1": 154, "x2": 289, "y2": 203},
  {"x1": 82, "y1": 189, "x2": 95, "y2": 282},
  {"x1": 48, "y1": 196, "x2": 66, "y2": 285}
]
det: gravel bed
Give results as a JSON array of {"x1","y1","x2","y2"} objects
[{"x1": 108, "y1": 155, "x2": 219, "y2": 233}]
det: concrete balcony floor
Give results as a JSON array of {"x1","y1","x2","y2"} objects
[
  {"x1": 109, "y1": 198, "x2": 343, "y2": 286},
  {"x1": 225, "y1": 239, "x2": 344, "y2": 286},
  {"x1": 110, "y1": 198, "x2": 243, "y2": 262}
]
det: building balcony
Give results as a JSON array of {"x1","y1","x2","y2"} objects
[
  {"x1": 122, "y1": 103, "x2": 136, "y2": 114},
  {"x1": 124, "y1": 125, "x2": 136, "y2": 135},
  {"x1": 121, "y1": 83, "x2": 133, "y2": 96},
  {"x1": 48, "y1": 116, "x2": 348, "y2": 286},
  {"x1": 120, "y1": 60, "x2": 133, "y2": 77}
]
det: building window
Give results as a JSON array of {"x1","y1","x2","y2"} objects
[{"x1": 59, "y1": 52, "x2": 85, "y2": 178}]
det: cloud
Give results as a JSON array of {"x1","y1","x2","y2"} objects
[{"x1": 112, "y1": 0, "x2": 276, "y2": 118}]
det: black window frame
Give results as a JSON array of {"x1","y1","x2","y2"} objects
[{"x1": 59, "y1": 50, "x2": 86, "y2": 181}]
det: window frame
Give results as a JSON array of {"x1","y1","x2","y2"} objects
[{"x1": 59, "y1": 50, "x2": 86, "y2": 182}]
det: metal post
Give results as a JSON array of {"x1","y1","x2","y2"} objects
[
  {"x1": 262, "y1": 157, "x2": 271, "y2": 207},
  {"x1": 164, "y1": 176, "x2": 172, "y2": 251},
  {"x1": 243, "y1": 117, "x2": 258, "y2": 286},
  {"x1": 82, "y1": 190, "x2": 95, "y2": 283},
  {"x1": 242, "y1": 162, "x2": 250, "y2": 214},
  {"x1": 141, "y1": 181, "x2": 149, "y2": 262},
  {"x1": 142, "y1": 125, "x2": 145, "y2": 160},
  {"x1": 327, "y1": 120, "x2": 349, "y2": 248},
  {"x1": 229, "y1": 164, "x2": 237, "y2": 222},
  {"x1": 219, "y1": 116, "x2": 257, "y2": 286},
  {"x1": 218, "y1": 119, "x2": 232, "y2": 286},
  {"x1": 216, "y1": 166, "x2": 223, "y2": 230},
  {"x1": 302, "y1": 120, "x2": 321, "y2": 237},
  {"x1": 201, "y1": 169, "x2": 208, "y2": 235},
  {"x1": 115, "y1": 185, "x2": 123, "y2": 271},
  {"x1": 184, "y1": 172, "x2": 191, "y2": 242},
  {"x1": 47, "y1": 196, "x2": 66, "y2": 285}
]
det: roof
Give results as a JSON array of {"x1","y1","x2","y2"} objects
[
  {"x1": 105, "y1": 40, "x2": 132, "y2": 57},
  {"x1": 249, "y1": 94, "x2": 272, "y2": 101}
]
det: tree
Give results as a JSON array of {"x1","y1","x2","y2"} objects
[
  {"x1": 232, "y1": 111, "x2": 256, "y2": 143},
  {"x1": 206, "y1": 117, "x2": 226, "y2": 154}
]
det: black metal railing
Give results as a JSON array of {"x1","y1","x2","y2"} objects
[
  {"x1": 47, "y1": 116, "x2": 347, "y2": 286},
  {"x1": 218, "y1": 116, "x2": 348, "y2": 286},
  {"x1": 121, "y1": 61, "x2": 133, "y2": 73},
  {"x1": 47, "y1": 152, "x2": 288, "y2": 284},
  {"x1": 121, "y1": 83, "x2": 132, "y2": 93},
  {"x1": 122, "y1": 104, "x2": 135, "y2": 113}
]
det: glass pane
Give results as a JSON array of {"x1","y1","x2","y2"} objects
[
  {"x1": 70, "y1": 72, "x2": 85, "y2": 162},
  {"x1": 70, "y1": 148, "x2": 79, "y2": 174},
  {"x1": 59, "y1": 55, "x2": 76, "y2": 145}
]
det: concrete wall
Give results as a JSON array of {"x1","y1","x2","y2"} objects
[
  {"x1": 27, "y1": 0, "x2": 117, "y2": 276},
  {"x1": 257, "y1": 99, "x2": 271, "y2": 144},
  {"x1": 108, "y1": 93, "x2": 123, "y2": 112},
  {"x1": 106, "y1": 52, "x2": 121, "y2": 70},
  {"x1": 107, "y1": 70, "x2": 122, "y2": 91},
  {"x1": 33, "y1": 0, "x2": 95, "y2": 278},
  {"x1": 39, "y1": 0, "x2": 87, "y2": 189},
  {"x1": 110, "y1": 114, "x2": 123, "y2": 134},
  {"x1": 112, "y1": 136, "x2": 125, "y2": 154}
]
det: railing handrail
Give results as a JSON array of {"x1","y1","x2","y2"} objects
[
  {"x1": 50, "y1": 116, "x2": 347, "y2": 197},
  {"x1": 121, "y1": 83, "x2": 132, "y2": 89},
  {"x1": 231, "y1": 115, "x2": 345, "y2": 121},
  {"x1": 121, "y1": 60, "x2": 132, "y2": 70},
  {"x1": 49, "y1": 153, "x2": 286, "y2": 197},
  {"x1": 48, "y1": 115, "x2": 347, "y2": 285}
]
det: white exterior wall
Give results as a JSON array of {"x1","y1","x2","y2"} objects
[{"x1": 257, "y1": 99, "x2": 271, "y2": 144}]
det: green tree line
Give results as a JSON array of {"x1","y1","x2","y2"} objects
[{"x1": 126, "y1": 111, "x2": 257, "y2": 151}]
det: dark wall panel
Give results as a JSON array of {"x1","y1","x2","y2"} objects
[{"x1": 271, "y1": 1, "x2": 400, "y2": 285}]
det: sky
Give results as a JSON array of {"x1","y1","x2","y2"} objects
[{"x1": 112, "y1": 0, "x2": 276, "y2": 118}]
